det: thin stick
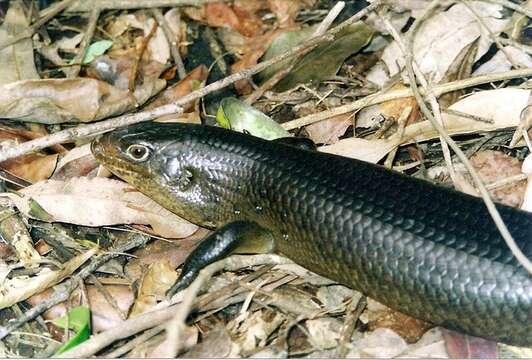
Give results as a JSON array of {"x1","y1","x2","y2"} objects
[
  {"x1": 151, "y1": 8, "x2": 186, "y2": 80},
  {"x1": 281, "y1": 67, "x2": 532, "y2": 130},
  {"x1": 129, "y1": 21, "x2": 158, "y2": 95},
  {"x1": 0, "y1": 0, "x2": 382, "y2": 164},
  {"x1": 106, "y1": 325, "x2": 165, "y2": 358},
  {"x1": 479, "y1": 0, "x2": 532, "y2": 18},
  {"x1": 60, "y1": 0, "x2": 216, "y2": 12},
  {"x1": 246, "y1": 1, "x2": 347, "y2": 104},
  {"x1": 462, "y1": 1, "x2": 521, "y2": 69},
  {"x1": 0, "y1": 0, "x2": 78, "y2": 51},
  {"x1": 56, "y1": 255, "x2": 290, "y2": 358},
  {"x1": 65, "y1": 6, "x2": 101, "y2": 78},
  {"x1": 0, "y1": 234, "x2": 150, "y2": 341},
  {"x1": 386, "y1": 14, "x2": 532, "y2": 274}
]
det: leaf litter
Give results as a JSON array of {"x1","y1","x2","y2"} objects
[{"x1": 0, "y1": 0, "x2": 530, "y2": 358}]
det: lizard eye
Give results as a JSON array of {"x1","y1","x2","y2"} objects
[{"x1": 126, "y1": 144, "x2": 150, "y2": 161}]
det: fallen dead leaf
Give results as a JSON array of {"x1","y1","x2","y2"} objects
[
  {"x1": 367, "y1": 2, "x2": 509, "y2": 86},
  {"x1": 27, "y1": 284, "x2": 135, "y2": 333},
  {"x1": 0, "y1": 247, "x2": 97, "y2": 309},
  {"x1": 0, "y1": 2, "x2": 40, "y2": 85},
  {"x1": 0, "y1": 78, "x2": 165, "y2": 124},
  {"x1": 468, "y1": 150, "x2": 526, "y2": 207},
  {"x1": 129, "y1": 260, "x2": 177, "y2": 316},
  {"x1": 146, "y1": 65, "x2": 208, "y2": 112},
  {"x1": 305, "y1": 113, "x2": 352, "y2": 145},
  {"x1": 268, "y1": 0, "x2": 301, "y2": 28},
  {"x1": 52, "y1": 144, "x2": 99, "y2": 181},
  {"x1": 7, "y1": 177, "x2": 198, "y2": 238}
]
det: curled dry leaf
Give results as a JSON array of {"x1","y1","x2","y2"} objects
[
  {"x1": 367, "y1": 2, "x2": 509, "y2": 86},
  {"x1": 129, "y1": 260, "x2": 177, "y2": 316},
  {"x1": 323, "y1": 88, "x2": 530, "y2": 163},
  {"x1": 0, "y1": 247, "x2": 97, "y2": 309},
  {"x1": 356, "y1": 83, "x2": 418, "y2": 129},
  {"x1": 0, "y1": 78, "x2": 165, "y2": 124},
  {"x1": 51, "y1": 144, "x2": 99, "y2": 181},
  {"x1": 27, "y1": 284, "x2": 135, "y2": 333},
  {"x1": 8, "y1": 177, "x2": 198, "y2": 238}
]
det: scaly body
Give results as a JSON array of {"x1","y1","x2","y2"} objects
[{"x1": 92, "y1": 123, "x2": 532, "y2": 346}]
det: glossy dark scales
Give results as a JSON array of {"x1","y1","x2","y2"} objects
[{"x1": 92, "y1": 123, "x2": 532, "y2": 346}]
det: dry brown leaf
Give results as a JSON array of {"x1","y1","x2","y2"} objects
[
  {"x1": 267, "y1": 0, "x2": 301, "y2": 28},
  {"x1": 356, "y1": 83, "x2": 418, "y2": 129},
  {"x1": 146, "y1": 65, "x2": 208, "y2": 112},
  {"x1": 0, "y1": 2, "x2": 40, "y2": 84},
  {"x1": 202, "y1": 2, "x2": 263, "y2": 37},
  {"x1": 360, "y1": 299, "x2": 432, "y2": 345},
  {"x1": 0, "y1": 128, "x2": 58, "y2": 183},
  {"x1": 0, "y1": 78, "x2": 165, "y2": 124},
  {"x1": 324, "y1": 89, "x2": 530, "y2": 163},
  {"x1": 468, "y1": 150, "x2": 526, "y2": 207},
  {"x1": 305, "y1": 113, "x2": 352, "y2": 145},
  {"x1": 27, "y1": 284, "x2": 135, "y2": 333},
  {"x1": 130, "y1": 260, "x2": 177, "y2": 316},
  {"x1": 320, "y1": 137, "x2": 398, "y2": 164},
  {"x1": 8, "y1": 177, "x2": 198, "y2": 238},
  {"x1": 0, "y1": 247, "x2": 98, "y2": 309},
  {"x1": 52, "y1": 144, "x2": 99, "y2": 180},
  {"x1": 231, "y1": 30, "x2": 280, "y2": 94},
  {"x1": 124, "y1": 230, "x2": 207, "y2": 282},
  {"x1": 1, "y1": 153, "x2": 58, "y2": 183}
]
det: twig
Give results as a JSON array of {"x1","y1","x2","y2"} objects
[
  {"x1": 0, "y1": 0, "x2": 383, "y2": 164},
  {"x1": 0, "y1": 234, "x2": 150, "y2": 341},
  {"x1": 106, "y1": 325, "x2": 165, "y2": 358},
  {"x1": 478, "y1": 0, "x2": 532, "y2": 18},
  {"x1": 129, "y1": 20, "x2": 158, "y2": 95},
  {"x1": 442, "y1": 108, "x2": 494, "y2": 124},
  {"x1": 0, "y1": 0, "x2": 78, "y2": 51},
  {"x1": 384, "y1": 3, "x2": 460, "y2": 189},
  {"x1": 151, "y1": 8, "x2": 186, "y2": 79},
  {"x1": 498, "y1": 37, "x2": 532, "y2": 56},
  {"x1": 462, "y1": 1, "x2": 521, "y2": 69},
  {"x1": 485, "y1": 173, "x2": 528, "y2": 190},
  {"x1": 56, "y1": 255, "x2": 290, "y2": 358},
  {"x1": 246, "y1": 1, "x2": 347, "y2": 104},
  {"x1": 65, "y1": 6, "x2": 101, "y2": 78},
  {"x1": 383, "y1": 106, "x2": 412, "y2": 169},
  {"x1": 281, "y1": 68, "x2": 532, "y2": 130},
  {"x1": 58, "y1": 0, "x2": 216, "y2": 12},
  {"x1": 385, "y1": 13, "x2": 532, "y2": 274},
  {"x1": 335, "y1": 296, "x2": 367, "y2": 358}
]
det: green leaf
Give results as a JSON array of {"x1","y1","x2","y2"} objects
[
  {"x1": 80, "y1": 40, "x2": 113, "y2": 64},
  {"x1": 216, "y1": 98, "x2": 290, "y2": 140},
  {"x1": 52, "y1": 306, "x2": 91, "y2": 355},
  {"x1": 259, "y1": 22, "x2": 375, "y2": 91}
]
